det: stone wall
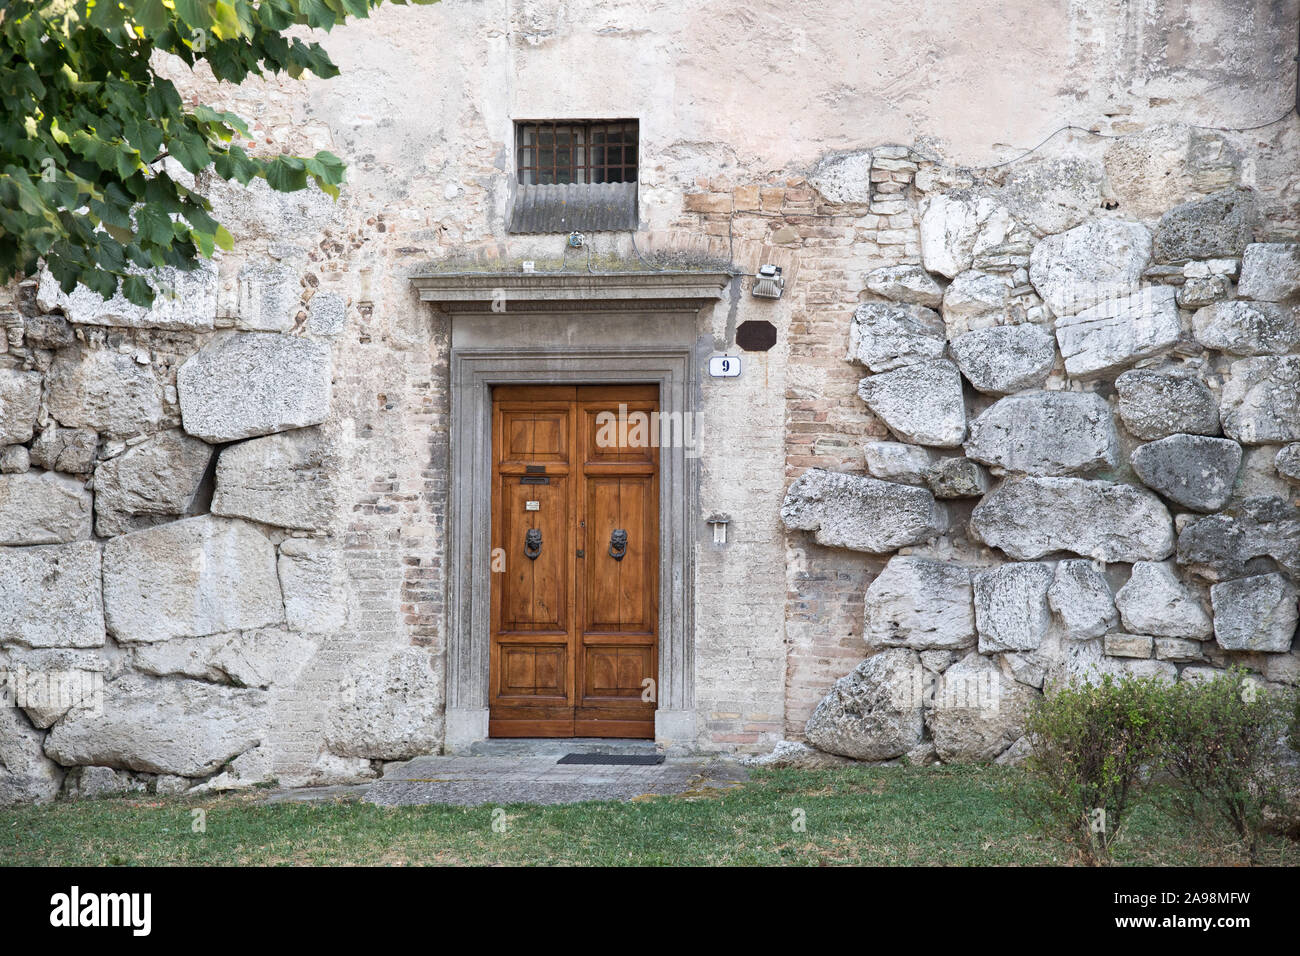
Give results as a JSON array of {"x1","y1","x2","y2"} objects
[
  {"x1": 775, "y1": 142, "x2": 1300, "y2": 765},
  {"x1": 2, "y1": 2, "x2": 1300, "y2": 801},
  {"x1": 0, "y1": 181, "x2": 446, "y2": 804}
]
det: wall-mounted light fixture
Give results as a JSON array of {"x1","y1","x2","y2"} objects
[
  {"x1": 751, "y1": 264, "x2": 784, "y2": 299},
  {"x1": 706, "y1": 513, "x2": 732, "y2": 546}
]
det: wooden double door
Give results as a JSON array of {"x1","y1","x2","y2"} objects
[{"x1": 489, "y1": 385, "x2": 659, "y2": 738}]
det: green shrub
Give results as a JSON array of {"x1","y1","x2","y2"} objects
[
  {"x1": 1022, "y1": 674, "x2": 1170, "y2": 864},
  {"x1": 1162, "y1": 669, "x2": 1292, "y2": 862}
]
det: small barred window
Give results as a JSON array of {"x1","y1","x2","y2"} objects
[{"x1": 515, "y1": 120, "x2": 639, "y2": 185}]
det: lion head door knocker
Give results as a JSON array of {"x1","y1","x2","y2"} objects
[
  {"x1": 524, "y1": 527, "x2": 542, "y2": 560},
  {"x1": 608, "y1": 528, "x2": 628, "y2": 561}
]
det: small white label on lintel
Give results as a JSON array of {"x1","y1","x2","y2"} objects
[
  {"x1": 709, "y1": 354, "x2": 741, "y2": 377},
  {"x1": 525, "y1": 501, "x2": 540, "y2": 511}
]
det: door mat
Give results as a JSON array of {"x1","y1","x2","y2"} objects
[{"x1": 556, "y1": 753, "x2": 665, "y2": 766}]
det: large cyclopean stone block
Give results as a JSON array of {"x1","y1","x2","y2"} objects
[
  {"x1": 44, "y1": 672, "x2": 268, "y2": 778},
  {"x1": 931, "y1": 652, "x2": 1038, "y2": 763},
  {"x1": 0, "y1": 705, "x2": 62, "y2": 805},
  {"x1": 999, "y1": 157, "x2": 1105, "y2": 235},
  {"x1": 326, "y1": 647, "x2": 442, "y2": 761},
  {"x1": 278, "y1": 539, "x2": 351, "y2": 633},
  {"x1": 203, "y1": 175, "x2": 341, "y2": 244},
  {"x1": 864, "y1": 264, "x2": 943, "y2": 308},
  {"x1": 864, "y1": 556, "x2": 975, "y2": 651},
  {"x1": 1192, "y1": 300, "x2": 1300, "y2": 356},
  {"x1": 857, "y1": 359, "x2": 967, "y2": 447},
  {"x1": 1210, "y1": 573, "x2": 1298, "y2": 652},
  {"x1": 29, "y1": 426, "x2": 98, "y2": 475},
  {"x1": 1054, "y1": 286, "x2": 1181, "y2": 378},
  {"x1": 177, "y1": 332, "x2": 332, "y2": 443},
  {"x1": 1047, "y1": 637, "x2": 1177, "y2": 690},
  {"x1": 1028, "y1": 219, "x2": 1151, "y2": 317},
  {"x1": 1238, "y1": 243, "x2": 1300, "y2": 303},
  {"x1": 102, "y1": 516, "x2": 284, "y2": 644},
  {"x1": 918, "y1": 192, "x2": 1021, "y2": 280},
  {"x1": 846, "y1": 302, "x2": 946, "y2": 372},
  {"x1": 919, "y1": 193, "x2": 992, "y2": 279},
  {"x1": 1115, "y1": 562, "x2": 1212, "y2": 639},
  {"x1": 926, "y1": 457, "x2": 990, "y2": 498},
  {"x1": 1151, "y1": 187, "x2": 1256, "y2": 263},
  {"x1": 131, "y1": 628, "x2": 317, "y2": 690},
  {"x1": 864, "y1": 441, "x2": 933, "y2": 486},
  {"x1": 46, "y1": 348, "x2": 163, "y2": 440},
  {"x1": 0, "y1": 542, "x2": 104, "y2": 649},
  {"x1": 0, "y1": 646, "x2": 110, "y2": 729},
  {"x1": 970, "y1": 477, "x2": 1175, "y2": 562},
  {"x1": 1278, "y1": 444, "x2": 1300, "y2": 484},
  {"x1": 973, "y1": 562, "x2": 1055, "y2": 653},
  {"x1": 1047, "y1": 560, "x2": 1118, "y2": 640},
  {"x1": 236, "y1": 261, "x2": 301, "y2": 332},
  {"x1": 804, "y1": 648, "x2": 925, "y2": 760},
  {"x1": 0, "y1": 369, "x2": 41, "y2": 445},
  {"x1": 1114, "y1": 369, "x2": 1220, "y2": 440},
  {"x1": 940, "y1": 270, "x2": 1011, "y2": 339},
  {"x1": 93, "y1": 430, "x2": 214, "y2": 537},
  {"x1": 781, "y1": 468, "x2": 947, "y2": 553},
  {"x1": 1176, "y1": 506, "x2": 1300, "y2": 582},
  {"x1": 1219, "y1": 355, "x2": 1300, "y2": 445},
  {"x1": 964, "y1": 391, "x2": 1118, "y2": 477},
  {"x1": 1129, "y1": 434, "x2": 1242, "y2": 512},
  {"x1": 212, "y1": 428, "x2": 339, "y2": 532},
  {"x1": 0, "y1": 471, "x2": 93, "y2": 545},
  {"x1": 949, "y1": 324, "x2": 1056, "y2": 396},
  {"x1": 37, "y1": 260, "x2": 217, "y2": 331},
  {"x1": 808, "y1": 150, "x2": 872, "y2": 203}
]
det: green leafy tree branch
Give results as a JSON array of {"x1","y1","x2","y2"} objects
[{"x1": 0, "y1": 0, "x2": 436, "y2": 306}]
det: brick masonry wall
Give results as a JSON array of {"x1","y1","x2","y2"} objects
[{"x1": 673, "y1": 160, "x2": 921, "y2": 739}]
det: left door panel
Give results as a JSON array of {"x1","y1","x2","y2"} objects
[{"x1": 489, "y1": 387, "x2": 577, "y2": 736}]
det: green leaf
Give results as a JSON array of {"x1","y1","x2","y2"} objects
[
  {"x1": 210, "y1": 1, "x2": 246, "y2": 40},
  {"x1": 298, "y1": 0, "x2": 338, "y2": 30},
  {"x1": 265, "y1": 157, "x2": 308, "y2": 192},
  {"x1": 121, "y1": 275, "x2": 155, "y2": 307},
  {"x1": 174, "y1": 0, "x2": 215, "y2": 30},
  {"x1": 134, "y1": 0, "x2": 171, "y2": 34},
  {"x1": 168, "y1": 132, "x2": 212, "y2": 174},
  {"x1": 135, "y1": 204, "x2": 173, "y2": 244},
  {"x1": 104, "y1": 224, "x2": 135, "y2": 244}
]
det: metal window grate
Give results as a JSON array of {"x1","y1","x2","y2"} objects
[{"x1": 516, "y1": 120, "x2": 639, "y2": 185}]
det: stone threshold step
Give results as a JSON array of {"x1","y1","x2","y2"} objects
[{"x1": 467, "y1": 737, "x2": 661, "y2": 758}]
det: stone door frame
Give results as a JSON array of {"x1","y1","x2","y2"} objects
[{"x1": 413, "y1": 270, "x2": 729, "y2": 752}]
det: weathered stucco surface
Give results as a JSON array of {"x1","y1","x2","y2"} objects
[{"x1": 2, "y1": 0, "x2": 1299, "y2": 800}]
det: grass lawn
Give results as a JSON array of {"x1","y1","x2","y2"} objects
[{"x1": 2, "y1": 765, "x2": 1296, "y2": 866}]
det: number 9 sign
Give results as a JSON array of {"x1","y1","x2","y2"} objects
[{"x1": 708, "y1": 354, "x2": 742, "y2": 378}]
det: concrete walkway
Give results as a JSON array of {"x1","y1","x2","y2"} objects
[{"x1": 264, "y1": 742, "x2": 747, "y2": 807}]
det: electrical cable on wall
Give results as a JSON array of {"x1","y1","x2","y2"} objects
[
  {"x1": 958, "y1": 20, "x2": 1300, "y2": 174},
  {"x1": 962, "y1": 107, "x2": 1297, "y2": 173}
]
